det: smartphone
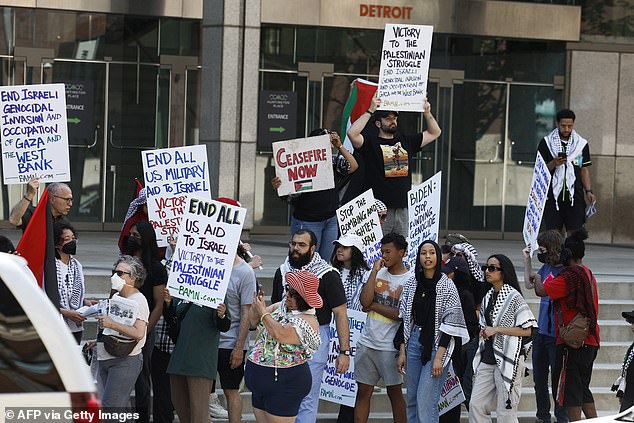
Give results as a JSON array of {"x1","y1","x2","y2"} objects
[{"x1": 558, "y1": 152, "x2": 567, "y2": 158}]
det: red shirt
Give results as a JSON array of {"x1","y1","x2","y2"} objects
[{"x1": 543, "y1": 265, "x2": 600, "y2": 346}]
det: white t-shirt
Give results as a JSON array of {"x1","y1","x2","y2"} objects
[
  {"x1": 358, "y1": 268, "x2": 412, "y2": 351},
  {"x1": 97, "y1": 292, "x2": 150, "y2": 360}
]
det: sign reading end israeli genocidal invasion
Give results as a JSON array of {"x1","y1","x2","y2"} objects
[
  {"x1": 320, "y1": 309, "x2": 366, "y2": 407},
  {"x1": 167, "y1": 196, "x2": 246, "y2": 309},
  {"x1": 336, "y1": 189, "x2": 383, "y2": 266},
  {"x1": 0, "y1": 83, "x2": 71, "y2": 184},
  {"x1": 523, "y1": 152, "x2": 552, "y2": 255},
  {"x1": 272, "y1": 134, "x2": 334, "y2": 196},
  {"x1": 142, "y1": 145, "x2": 211, "y2": 247},
  {"x1": 407, "y1": 171, "x2": 442, "y2": 268},
  {"x1": 378, "y1": 24, "x2": 433, "y2": 112}
]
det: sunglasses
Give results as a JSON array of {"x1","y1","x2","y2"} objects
[
  {"x1": 481, "y1": 265, "x2": 502, "y2": 273},
  {"x1": 112, "y1": 270, "x2": 131, "y2": 277}
]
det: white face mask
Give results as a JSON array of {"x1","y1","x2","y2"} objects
[{"x1": 111, "y1": 273, "x2": 126, "y2": 292}]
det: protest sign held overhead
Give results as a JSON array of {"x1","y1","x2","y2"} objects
[
  {"x1": 272, "y1": 134, "x2": 334, "y2": 196},
  {"x1": 377, "y1": 24, "x2": 433, "y2": 112},
  {"x1": 336, "y1": 189, "x2": 383, "y2": 266},
  {"x1": 407, "y1": 171, "x2": 441, "y2": 268},
  {"x1": 167, "y1": 196, "x2": 246, "y2": 309},
  {"x1": 320, "y1": 309, "x2": 366, "y2": 407},
  {"x1": 523, "y1": 153, "x2": 552, "y2": 255},
  {"x1": 0, "y1": 83, "x2": 71, "y2": 184},
  {"x1": 142, "y1": 145, "x2": 211, "y2": 247}
]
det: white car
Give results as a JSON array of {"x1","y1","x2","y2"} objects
[
  {"x1": 584, "y1": 406, "x2": 634, "y2": 423},
  {"x1": 0, "y1": 253, "x2": 99, "y2": 422}
]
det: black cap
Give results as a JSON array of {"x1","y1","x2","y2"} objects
[
  {"x1": 622, "y1": 310, "x2": 634, "y2": 321},
  {"x1": 374, "y1": 110, "x2": 399, "y2": 121},
  {"x1": 442, "y1": 255, "x2": 470, "y2": 276}
]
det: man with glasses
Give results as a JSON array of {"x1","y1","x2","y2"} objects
[
  {"x1": 9, "y1": 178, "x2": 73, "y2": 231},
  {"x1": 271, "y1": 228, "x2": 351, "y2": 423}
]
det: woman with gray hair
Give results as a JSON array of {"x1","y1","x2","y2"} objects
[{"x1": 96, "y1": 255, "x2": 150, "y2": 410}]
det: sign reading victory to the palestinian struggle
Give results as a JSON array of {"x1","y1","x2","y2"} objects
[
  {"x1": 272, "y1": 134, "x2": 334, "y2": 196},
  {"x1": 407, "y1": 171, "x2": 442, "y2": 268},
  {"x1": 0, "y1": 83, "x2": 71, "y2": 184},
  {"x1": 336, "y1": 189, "x2": 383, "y2": 266},
  {"x1": 142, "y1": 145, "x2": 211, "y2": 247},
  {"x1": 377, "y1": 24, "x2": 433, "y2": 112},
  {"x1": 523, "y1": 153, "x2": 552, "y2": 255},
  {"x1": 167, "y1": 196, "x2": 246, "y2": 309}
]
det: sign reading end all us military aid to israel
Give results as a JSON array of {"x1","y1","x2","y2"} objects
[
  {"x1": 377, "y1": 24, "x2": 433, "y2": 112},
  {"x1": 0, "y1": 83, "x2": 71, "y2": 184},
  {"x1": 272, "y1": 134, "x2": 334, "y2": 196}
]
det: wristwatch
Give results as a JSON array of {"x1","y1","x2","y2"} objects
[{"x1": 339, "y1": 349, "x2": 351, "y2": 356}]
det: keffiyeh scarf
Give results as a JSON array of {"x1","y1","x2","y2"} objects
[
  {"x1": 341, "y1": 268, "x2": 369, "y2": 311},
  {"x1": 545, "y1": 128, "x2": 588, "y2": 209},
  {"x1": 56, "y1": 257, "x2": 84, "y2": 330},
  {"x1": 279, "y1": 252, "x2": 336, "y2": 294},
  {"x1": 453, "y1": 242, "x2": 484, "y2": 283},
  {"x1": 473, "y1": 284, "x2": 537, "y2": 407},
  {"x1": 612, "y1": 342, "x2": 634, "y2": 397},
  {"x1": 400, "y1": 274, "x2": 470, "y2": 367}
]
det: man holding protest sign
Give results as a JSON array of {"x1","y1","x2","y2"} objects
[
  {"x1": 9, "y1": 178, "x2": 73, "y2": 230},
  {"x1": 347, "y1": 93, "x2": 441, "y2": 237},
  {"x1": 271, "y1": 229, "x2": 351, "y2": 423}
]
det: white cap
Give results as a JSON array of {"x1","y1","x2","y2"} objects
[{"x1": 333, "y1": 234, "x2": 364, "y2": 252}]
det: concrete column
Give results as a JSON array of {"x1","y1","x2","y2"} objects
[{"x1": 200, "y1": 0, "x2": 260, "y2": 230}]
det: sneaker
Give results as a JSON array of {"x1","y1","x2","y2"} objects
[{"x1": 209, "y1": 393, "x2": 228, "y2": 419}]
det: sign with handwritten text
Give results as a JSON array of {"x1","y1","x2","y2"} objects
[
  {"x1": 438, "y1": 364, "x2": 466, "y2": 416},
  {"x1": 336, "y1": 189, "x2": 383, "y2": 267},
  {"x1": 167, "y1": 196, "x2": 246, "y2": 309},
  {"x1": 142, "y1": 145, "x2": 211, "y2": 247},
  {"x1": 272, "y1": 134, "x2": 334, "y2": 196},
  {"x1": 0, "y1": 83, "x2": 71, "y2": 184},
  {"x1": 320, "y1": 309, "x2": 366, "y2": 407},
  {"x1": 407, "y1": 171, "x2": 441, "y2": 268},
  {"x1": 377, "y1": 24, "x2": 433, "y2": 112},
  {"x1": 523, "y1": 153, "x2": 552, "y2": 255}
]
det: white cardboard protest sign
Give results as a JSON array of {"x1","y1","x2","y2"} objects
[
  {"x1": 407, "y1": 172, "x2": 442, "y2": 268},
  {"x1": 167, "y1": 196, "x2": 246, "y2": 309},
  {"x1": 523, "y1": 153, "x2": 552, "y2": 255},
  {"x1": 336, "y1": 189, "x2": 383, "y2": 267},
  {"x1": 320, "y1": 309, "x2": 366, "y2": 407},
  {"x1": 377, "y1": 24, "x2": 433, "y2": 112},
  {"x1": 142, "y1": 145, "x2": 211, "y2": 247},
  {"x1": 438, "y1": 364, "x2": 466, "y2": 416},
  {"x1": 272, "y1": 134, "x2": 334, "y2": 196},
  {"x1": 0, "y1": 83, "x2": 71, "y2": 184}
]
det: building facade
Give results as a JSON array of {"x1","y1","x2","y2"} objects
[{"x1": 0, "y1": 0, "x2": 632, "y2": 243}]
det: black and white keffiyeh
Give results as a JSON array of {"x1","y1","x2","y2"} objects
[
  {"x1": 473, "y1": 284, "x2": 537, "y2": 405},
  {"x1": 56, "y1": 257, "x2": 85, "y2": 330},
  {"x1": 400, "y1": 274, "x2": 470, "y2": 367},
  {"x1": 544, "y1": 128, "x2": 588, "y2": 209},
  {"x1": 340, "y1": 268, "x2": 370, "y2": 311},
  {"x1": 279, "y1": 252, "x2": 337, "y2": 294},
  {"x1": 613, "y1": 343, "x2": 634, "y2": 397},
  {"x1": 452, "y1": 242, "x2": 484, "y2": 283}
]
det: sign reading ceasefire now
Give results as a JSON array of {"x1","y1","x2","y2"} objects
[{"x1": 359, "y1": 4, "x2": 413, "y2": 19}]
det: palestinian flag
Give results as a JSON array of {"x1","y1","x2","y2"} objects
[
  {"x1": 16, "y1": 188, "x2": 60, "y2": 309},
  {"x1": 341, "y1": 78, "x2": 378, "y2": 151},
  {"x1": 294, "y1": 179, "x2": 313, "y2": 193}
]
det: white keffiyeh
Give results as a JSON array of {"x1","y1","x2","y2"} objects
[
  {"x1": 613, "y1": 343, "x2": 634, "y2": 397},
  {"x1": 473, "y1": 284, "x2": 537, "y2": 406},
  {"x1": 279, "y1": 252, "x2": 336, "y2": 295},
  {"x1": 56, "y1": 257, "x2": 85, "y2": 332},
  {"x1": 545, "y1": 128, "x2": 588, "y2": 209},
  {"x1": 400, "y1": 274, "x2": 470, "y2": 367}
]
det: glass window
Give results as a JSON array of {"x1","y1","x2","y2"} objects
[
  {"x1": 185, "y1": 68, "x2": 201, "y2": 145},
  {"x1": 0, "y1": 8, "x2": 13, "y2": 55},
  {"x1": 160, "y1": 19, "x2": 200, "y2": 56},
  {"x1": 103, "y1": 16, "x2": 159, "y2": 62}
]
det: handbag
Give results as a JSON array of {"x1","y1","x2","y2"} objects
[
  {"x1": 103, "y1": 334, "x2": 138, "y2": 357},
  {"x1": 557, "y1": 267, "x2": 594, "y2": 349},
  {"x1": 164, "y1": 301, "x2": 193, "y2": 343}
]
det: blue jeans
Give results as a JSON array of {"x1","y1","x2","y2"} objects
[
  {"x1": 532, "y1": 333, "x2": 568, "y2": 423},
  {"x1": 295, "y1": 324, "x2": 331, "y2": 423},
  {"x1": 290, "y1": 215, "x2": 338, "y2": 260},
  {"x1": 406, "y1": 326, "x2": 448, "y2": 423}
]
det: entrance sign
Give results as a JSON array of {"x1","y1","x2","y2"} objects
[
  {"x1": 272, "y1": 134, "x2": 334, "y2": 196},
  {"x1": 65, "y1": 81, "x2": 95, "y2": 146},
  {"x1": 377, "y1": 24, "x2": 433, "y2": 112},
  {"x1": 167, "y1": 196, "x2": 246, "y2": 309},
  {"x1": 0, "y1": 83, "x2": 71, "y2": 184},
  {"x1": 407, "y1": 171, "x2": 441, "y2": 268},
  {"x1": 523, "y1": 153, "x2": 551, "y2": 255},
  {"x1": 142, "y1": 145, "x2": 211, "y2": 247},
  {"x1": 258, "y1": 90, "x2": 297, "y2": 150},
  {"x1": 320, "y1": 309, "x2": 366, "y2": 407},
  {"x1": 336, "y1": 189, "x2": 383, "y2": 266}
]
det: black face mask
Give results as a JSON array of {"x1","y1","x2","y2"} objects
[
  {"x1": 126, "y1": 235, "x2": 142, "y2": 253},
  {"x1": 61, "y1": 240, "x2": 77, "y2": 255},
  {"x1": 537, "y1": 252, "x2": 549, "y2": 264}
]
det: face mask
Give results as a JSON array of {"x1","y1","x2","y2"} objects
[
  {"x1": 111, "y1": 274, "x2": 126, "y2": 292},
  {"x1": 537, "y1": 252, "x2": 549, "y2": 264},
  {"x1": 61, "y1": 240, "x2": 77, "y2": 255},
  {"x1": 126, "y1": 236, "x2": 142, "y2": 253}
]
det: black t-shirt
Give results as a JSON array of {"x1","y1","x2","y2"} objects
[
  {"x1": 357, "y1": 132, "x2": 423, "y2": 209},
  {"x1": 140, "y1": 260, "x2": 167, "y2": 311},
  {"x1": 537, "y1": 138, "x2": 591, "y2": 203},
  {"x1": 456, "y1": 283, "x2": 479, "y2": 340},
  {"x1": 272, "y1": 268, "x2": 347, "y2": 326}
]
